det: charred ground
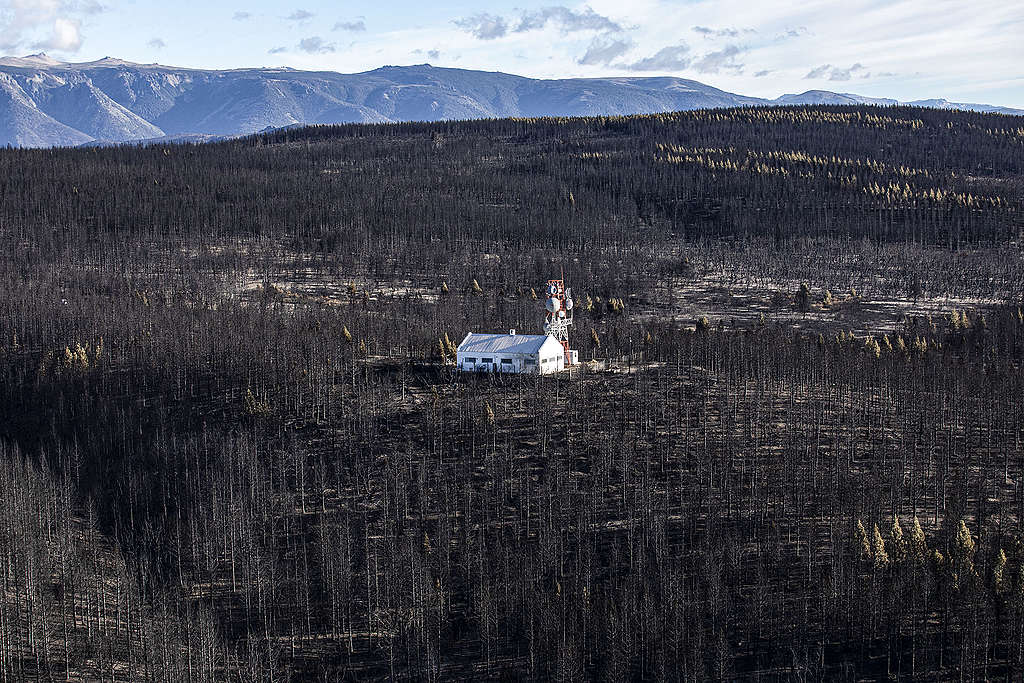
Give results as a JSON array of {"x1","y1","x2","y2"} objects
[{"x1": 1, "y1": 105, "x2": 1024, "y2": 680}]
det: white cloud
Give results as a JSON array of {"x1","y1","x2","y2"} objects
[
  {"x1": 298, "y1": 36, "x2": 334, "y2": 54},
  {"x1": 805, "y1": 64, "x2": 831, "y2": 79},
  {"x1": 217, "y1": 0, "x2": 1022, "y2": 108},
  {"x1": 0, "y1": 0, "x2": 107, "y2": 53},
  {"x1": 806, "y1": 63, "x2": 868, "y2": 81},
  {"x1": 623, "y1": 45, "x2": 691, "y2": 71},
  {"x1": 693, "y1": 26, "x2": 745, "y2": 38},
  {"x1": 514, "y1": 6, "x2": 622, "y2": 34},
  {"x1": 453, "y1": 13, "x2": 509, "y2": 40},
  {"x1": 34, "y1": 16, "x2": 81, "y2": 51},
  {"x1": 333, "y1": 20, "x2": 366, "y2": 32},
  {"x1": 455, "y1": 6, "x2": 623, "y2": 41},
  {"x1": 693, "y1": 44, "x2": 745, "y2": 74},
  {"x1": 562, "y1": 0, "x2": 1018, "y2": 104},
  {"x1": 774, "y1": 26, "x2": 808, "y2": 41},
  {"x1": 577, "y1": 36, "x2": 633, "y2": 66}
]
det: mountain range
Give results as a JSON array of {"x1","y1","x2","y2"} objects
[{"x1": 0, "y1": 53, "x2": 1020, "y2": 148}]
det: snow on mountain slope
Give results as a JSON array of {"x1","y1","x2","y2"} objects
[
  {"x1": 25, "y1": 76, "x2": 164, "y2": 141},
  {"x1": 85, "y1": 67, "x2": 193, "y2": 122},
  {"x1": 905, "y1": 98, "x2": 1024, "y2": 115},
  {"x1": 775, "y1": 90, "x2": 899, "y2": 106},
  {"x1": 0, "y1": 53, "x2": 64, "y2": 68},
  {"x1": 0, "y1": 55, "x2": 1019, "y2": 147},
  {"x1": 0, "y1": 73, "x2": 92, "y2": 147}
]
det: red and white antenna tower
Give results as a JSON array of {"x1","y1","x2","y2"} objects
[{"x1": 542, "y1": 274, "x2": 574, "y2": 365}]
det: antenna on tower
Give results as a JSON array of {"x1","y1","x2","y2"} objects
[{"x1": 542, "y1": 273, "x2": 575, "y2": 366}]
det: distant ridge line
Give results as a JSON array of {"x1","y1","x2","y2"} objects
[{"x1": 0, "y1": 55, "x2": 1020, "y2": 148}]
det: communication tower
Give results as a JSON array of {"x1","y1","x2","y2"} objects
[{"x1": 543, "y1": 276, "x2": 576, "y2": 365}]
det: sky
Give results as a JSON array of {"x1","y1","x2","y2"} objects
[{"x1": 1, "y1": 0, "x2": 1022, "y2": 108}]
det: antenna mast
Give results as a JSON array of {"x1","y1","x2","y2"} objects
[{"x1": 543, "y1": 276, "x2": 574, "y2": 365}]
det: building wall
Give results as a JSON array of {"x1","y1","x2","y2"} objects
[
  {"x1": 537, "y1": 337, "x2": 566, "y2": 374},
  {"x1": 457, "y1": 350, "x2": 564, "y2": 374},
  {"x1": 538, "y1": 351, "x2": 564, "y2": 374},
  {"x1": 456, "y1": 335, "x2": 569, "y2": 374},
  {"x1": 458, "y1": 351, "x2": 528, "y2": 373}
]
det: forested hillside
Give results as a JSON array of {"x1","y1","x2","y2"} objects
[{"x1": 1, "y1": 105, "x2": 1024, "y2": 680}]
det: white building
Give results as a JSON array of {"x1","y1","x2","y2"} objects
[{"x1": 456, "y1": 331, "x2": 571, "y2": 374}]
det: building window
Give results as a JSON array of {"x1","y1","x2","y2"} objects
[
  {"x1": 464, "y1": 357, "x2": 476, "y2": 363},
  {"x1": 481, "y1": 357, "x2": 493, "y2": 364},
  {"x1": 501, "y1": 358, "x2": 513, "y2": 365}
]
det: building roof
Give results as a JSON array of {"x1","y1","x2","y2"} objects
[{"x1": 456, "y1": 332, "x2": 561, "y2": 356}]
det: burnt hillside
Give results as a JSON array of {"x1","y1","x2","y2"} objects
[
  {"x1": 1, "y1": 107, "x2": 1024, "y2": 680},
  {"x1": 0, "y1": 105, "x2": 1021, "y2": 252}
]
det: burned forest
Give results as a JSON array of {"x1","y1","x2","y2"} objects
[{"x1": 2, "y1": 105, "x2": 1024, "y2": 680}]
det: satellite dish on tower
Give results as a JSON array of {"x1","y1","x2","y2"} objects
[{"x1": 540, "y1": 275, "x2": 575, "y2": 368}]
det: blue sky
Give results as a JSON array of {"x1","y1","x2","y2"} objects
[{"x1": 1, "y1": 0, "x2": 1022, "y2": 107}]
